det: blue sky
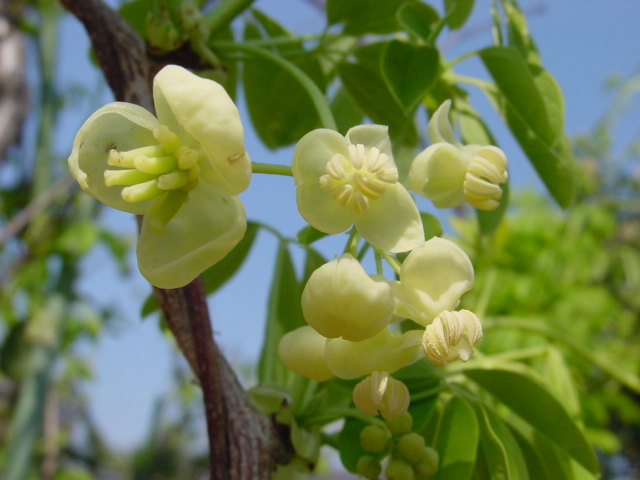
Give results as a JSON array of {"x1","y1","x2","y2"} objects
[{"x1": 55, "y1": 0, "x2": 640, "y2": 450}]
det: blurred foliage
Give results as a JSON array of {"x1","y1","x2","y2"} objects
[{"x1": 0, "y1": 0, "x2": 639, "y2": 478}]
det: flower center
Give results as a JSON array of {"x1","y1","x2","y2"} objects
[
  {"x1": 319, "y1": 144, "x2": 398, "y2": 214},
  {"x1": 104, "y1": 125, "x2": 202, "y2": 230}
]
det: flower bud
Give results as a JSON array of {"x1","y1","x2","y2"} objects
[
  {"x1": 385, "y1": 459, "x2": 415, "y2": 480},
  {"x1": 397, "y1": 433, "x2": 426, "y2": 464},
  {"x1": 423, "y1": 310, "x2": 482, "y2": 366},
  {"x1": 360, "y1": 424, "x2": 390, "y2": 454},
  {"x1": 414, "y1": 447, "x2": 439, "y2": 477},
  {"x1": 352, "y1": 372, "x2": 410, "y2": 420},
  {"x1": 302, "y1": 255, "x2": 394, "y2": 342},
  {"x1": 386, "y1": 411, "x2": 413, "y2": 436},
  {"x1": 356, "y1": 455, "x2": 382, "y2": 479}
]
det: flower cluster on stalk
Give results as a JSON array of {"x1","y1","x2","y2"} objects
[{"x1": 280, "y1": 109, "x2": 505, "y2": 419}]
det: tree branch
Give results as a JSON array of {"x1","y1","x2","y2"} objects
[{"x1": 60, "y1": 0, "x2": 292, "y2": 477}]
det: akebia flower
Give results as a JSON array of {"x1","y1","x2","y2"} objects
[
  {"x1": 408, "y1": 100, "x2": 508, "y2": 210},
  {"x1": 393, "y1": 237, "x2": 475, "y2": 327},
  {"x1": 423, "y1": 309, "x2": 483, "y2": 366},
  {"x1": 278, "y1": 326, "x2": 334, "y2": 382},
  {"x1": 68, "y1": 65, "x2": 251, "y2": 289},
  {"x1": 292, "y1": 124, "x2": 423, "y2": 253},
  {"x1": 352, "y1": 371, "x2": 410, "y2": 419},
  {"x1": 301, "y1": 254, "x2": 394, "y2": 341}
]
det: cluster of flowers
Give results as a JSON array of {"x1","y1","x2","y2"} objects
[
  {"x1": 68, "y1": 65, "x2": 508, "y2": 419},
  {"x1": 277, "y1": 102, "x2": 507, "y2": 419}
]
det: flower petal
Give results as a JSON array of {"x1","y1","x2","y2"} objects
[
  {"x1": 325, "y1": 328, "x2": 424, "y2": 379},
  {"x1": 68, "y1": 102, "x2": 159, "y2": 214},
  {"x1": 278, "y1": 326, "x2": 334, "y2": 381},
  {"x1": 408, "y1": 143, "x2": 468, "y2": 208},
  {"x1": 427, "y1": 100, "x2": 460, "y2": 146},
  {"x1": 346, "y1": 124, "x2": 393, "y2": 159},
  {"x1": 292, "y1": 128, "x2": 350, "y2": 186},
  {"x1": 296, "y1": 183, "x2": 355, "y2": 234},
  {"x1": 137, "y1": 182, "x2": 246, "y2": 288},
  {"x1": 301, "y1": 255, "x2": 394, "y2": 341},
  {"x1": 153, "y1": 65, "x2": 251, "y2": 196},
  {"x1": 354, "y1": 184, "x2": 424, "y2": 253},
  {"x1": 399, "y1": 237, "x2": 474, "y2": 325}
]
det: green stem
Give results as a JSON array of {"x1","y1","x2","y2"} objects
[
  {"x1": 382, "y1": 252, "x2": 402, "y2": 276},
  {"x1": 410, "y1": 383, "x2": 448, "y2": 402},
  {"x1": 303, "y1": 407, "x2": 386, "y2": 428},
  {"x1": 445, "y1": 73, "x2": 494, "y2": 90},
  {"x1": 212, "y1": 41, "x2": 338, "y2": 130},
  {"x1": 251, "y1": 162, "x2": 292, "y2": 176},
  {"x1": 344, "y1": 228, "x2": 359, "y2": 256},
  {"x1": 484, "y1": 317, "x2": 640, "y2": 393},
  {"x1": 202, "y1": 0, "x2": 255, "y2": 37}
]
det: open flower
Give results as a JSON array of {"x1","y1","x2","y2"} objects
[
  {"x1": 278, "y1": 326, "x2": 334, "y2": 382},
  {"x1": 292, "y1": 125, "x2": 423, "y2": 253},
  {"x1": 408, "y1": 100, "x2": 508, "y2": 210},
  {"x1": 393, "y1": 237, "x2": 474, "y2": 326},
  {"x1": 301, "y1": 254, "x2": 394, "y2": 341},
  {"x1": 68, "y1": 65, "x2": 251, "y2": 288}
]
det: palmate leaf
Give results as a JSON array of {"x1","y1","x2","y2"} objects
[
  {"x1": 327, "y1": 0, "x2": 406, "y2": 35},
  {"x1": 463, "y1": 367, "x2": 599, "y2": 475}
]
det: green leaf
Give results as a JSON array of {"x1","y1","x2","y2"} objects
[
  {"x1": 338, "y1": 62, "x2": 408, "y2": 126},
  {"x1": 327, "y1": 0, "x2": 405, "y2": 35},
  {"x1": 479, "y1": 47, "x2": 556, "y2": 146},
  {"x1": 444, "y1": 0, "x2": 475, "y2": 30},
  {"x1": 503, "y1": 0, "x2": 541, "y2": 66},
  {"x1": 477, "y1": 181, "x2": 509, "y2": 235},
  {"x1": 257, "y1": 242, "x2": 304, "y2": 384},
  {"x1": 297, "y1": 225, "x2": 329, "y2": 246},
  {"x1": 330, "y1": 87, "x2": 364, "y2": 135},
  {"x1": 397, "y1": 1, "x2": 439, "y2": 40},
  {"x1": 463, "y1": 367, "x2": 599, "y2": 474},
  {"x1": 542, "y1": 346, "x2": 581, "y2": 419},
  {"x1": 421, "y1": 212, "x2": 444, "y2": 239},
  {"x1": 337, "y1": 416, "x2": 371, "y2": 473},
  {"x1": 432, "y1": 396, "x2": 479, "y2": 480},
  {"x1": 478, "y1": 47, "x2": 574, "y2": 207},
  {"x1": 474, "y1": 403, "x2": 529, "y2": 480},
  {"x1": 201, "y1": 221, "x2": 259, "y2": 293},
  {"x1": 381, "y1": 40, "x2": 440, "y2": 112},
  {"x1": 243, "y1": 15, "x2": 324, "y2": 148}
]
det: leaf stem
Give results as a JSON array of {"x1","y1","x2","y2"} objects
[{"x1": 252, "y1": 161, "x2": 293, "y2": 176}]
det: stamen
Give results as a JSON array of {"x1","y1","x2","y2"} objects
[
  {"x1": 134, "y1": 155, "x2": 178, "y2": 174},
  {"x1": 104, "y1": 169, "x2": 156, "y2": 187},
  {"x1": 177, "y1": 146, "x2": 199, "y2": 169},
  {"x1": 157, "y1": 170, "x2": 190, "y2": 190},
  {"x1": 153, "y1": 125, "x2": 181, "y2": 153},
  {"x1": 121, "y1": 179, "x2": 163, "y2": 203},
  {"x1": 119, "y1": 145, "x2": 165, "y2": 165}
]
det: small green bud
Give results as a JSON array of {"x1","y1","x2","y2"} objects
[
  {"x1": 397, "y1": 433, "x2": 426, "y2": 464},
  {"x1": 414, "y1": 447, "x2": 439, "y2": 477},
  {"x1": 385, "y1": 459, "x2": 415, "y2": 480},
  {"x1": 386, "y1": 411, "x2": 413, "y2": 436},
  {"x1": 356, "y1": 455, "x2": 382, "y2": 479},
  {"x1": 360, "y1": 424, "x2": 390, "y2": 454}
]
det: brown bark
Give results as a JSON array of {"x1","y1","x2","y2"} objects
[{"x1": 59, "y1": 0, "x2": 292, "y2": 477}]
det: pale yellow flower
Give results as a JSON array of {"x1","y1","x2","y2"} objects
[
  {"x1": 68, "y1": 65, "x2": 250, "y2": 288},
  {"x1": 423, "y1": 310, "x2": 483, "y2": 365},
  {"x1": 324, "y1": 328, "x2": 424, "y2": 379},
  {"x1": 393, "y1": 237, "x2": 475, "y2": 326},
  {"x1": 408, "y1": 100, "x2": 508, "y2": 210},
  {"x1": 278, "y1": 326, "x2": 334, "y2": 381},
  {"x1": 352, "y1": 371, "x2": 410, "y2": 419},
  {"x1": 301, "y1": 254, "x2": 394, "y2": 341},
  {"x1": 292, "y1": 125, "x2": 423, "y2": 253}
]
